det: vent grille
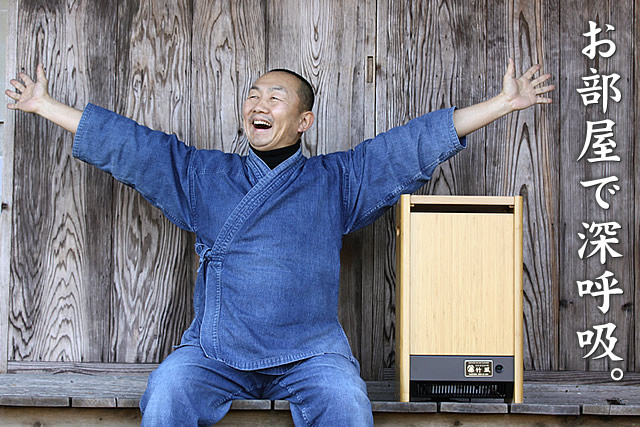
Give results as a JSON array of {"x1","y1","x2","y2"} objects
[{"x1": 410, "y1": 381, "x2": 513, "y2": 400}]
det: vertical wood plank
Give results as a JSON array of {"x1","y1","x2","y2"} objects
[
  {"x1": 597, "y1": 0, "x2": 635, "y2": 375},
  {"x1": 376, "y1": 0, "x2": 488, "y2": 378},
  {"x1": 634, "y1": 0, "x2": 639, "y2": 373},
  {"x1": 606, "y1": 0, "x2": 636, "y2": 376},
  {"x1": 266, "y1": 0, "x2": 371, "y2": 156},
  {"x1": 339, "y1": 228, "x2": 365, "y2": 364},
  {"x1": 0, "y1": 0, "x2": 18, "y2": 372},
  {"x1": 266, "y1": 0, "x2": 375, "y2": 377},
  {"x1": 191, "y1": 0, "x2": 266, "y2": 154},
  {"x1": 558, "y1": 0, "x2": 634, "y2": 372},
  {"x1": 9, "y1": 0, "x2": 117, "y2": 363},
  {"x1": 72, "y1": 0, "x2": 118, "y2": 362},
  {"x1": 485, "y1": 0, "x2": 560, "y2": 370},
  {"x1": 557, "y1": 0, "x2": 595, "y2": 373},
  {"x1": 111, "y1": 0, "x2": 194, "y2": 362},
  {"x1": 356, "y1": 0, "x2": 380, "y2": 382},
  {"x1": 11, "y1": 0, "x2": 70, "y2": 362}
]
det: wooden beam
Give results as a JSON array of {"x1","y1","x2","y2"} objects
[
  {"x1": 4, "y1": 407, "x2": 640, "y2": 427},
  {"x1": 0, "y1": 0, "x2": 17, "y2": 375},
  {"x1": 514, "y1": 196, "x2": 524, "y2": 403},
  {"x1": 7, "y1": 361, "x2": 157, "y2": 375}
]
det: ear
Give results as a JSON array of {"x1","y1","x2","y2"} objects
[{"x1": 297, "y1": 111, "x2": 315, "y2": 133}]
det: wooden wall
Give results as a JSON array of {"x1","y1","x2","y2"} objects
[{"x1": 2, "y1": 0, "x2": 637, "y2": 381}]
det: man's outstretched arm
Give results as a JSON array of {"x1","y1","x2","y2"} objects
[
  {"x1": 7, "y1": 64, "x2": 197, "y2": 231},
  {"x1": 5, "y1": 64, "x2": 82, "y2": 134},
  {"x1": 453, "y1": 57, "x2": 554, "y2": 138}
]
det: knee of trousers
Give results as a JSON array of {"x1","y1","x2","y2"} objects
[
  {"x1": 140, "y1": 366, "x2": 198, "y2": 415},
  {"x1": 140, "y1": 366, "x2": 234, "y2": 426},
  {"x1": 293, "y1": 382, "x2": 373, "y2": 426}
]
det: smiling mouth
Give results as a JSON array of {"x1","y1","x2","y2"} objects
[{"x1": 253, "y1": 119, "x2": 272, "y2": 130}]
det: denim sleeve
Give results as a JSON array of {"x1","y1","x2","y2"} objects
[
  {"x1": 72, "y1": 103, "x2": 195, "y2": 232},
  {"x1": 342, "y1": 107, "x2": 466, "y2": 234}
]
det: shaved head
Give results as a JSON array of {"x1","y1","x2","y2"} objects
[{"x1": 267, "y1": 69, "x2": 314, "y2": 113}]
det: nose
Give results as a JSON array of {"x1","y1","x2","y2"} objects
[{"x1": 251, "y1": 97, "x2": 269, "y2": 114}]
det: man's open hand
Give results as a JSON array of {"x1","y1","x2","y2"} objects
[
  {"x1": 501, "y1": 57, "x2": 554, "y2": 111},
  {"x1": 5, "y1": 64, "x2": 83, "y2": 134},
  {"x1": 5, "y1": 63, "x2": 51, "y2": 114}
]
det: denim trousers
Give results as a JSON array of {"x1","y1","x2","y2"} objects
[{"x1": 140, "y1": 345, "x2": 373, "y2": 426}]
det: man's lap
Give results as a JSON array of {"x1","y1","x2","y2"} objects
[{"x1": 141, "y1": 344, "x2": 373, "y2": 426}]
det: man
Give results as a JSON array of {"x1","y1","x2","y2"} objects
[{"x1": 6, "y1": 59, "x2": 553, "y2": 425}]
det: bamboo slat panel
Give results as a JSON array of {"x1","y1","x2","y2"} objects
[{"x1": 408, "y1": 212, "x2": 516, "y2": 355}]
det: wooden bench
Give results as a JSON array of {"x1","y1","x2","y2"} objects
[{"x1": 2, "y1": 368, "x2": 640, "y2": 425}]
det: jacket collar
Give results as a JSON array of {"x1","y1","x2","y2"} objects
[{"x1": 246, "y1": 144, "x2": 305, "y2": 184}]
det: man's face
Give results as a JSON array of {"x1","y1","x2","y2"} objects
[{"x1": 242, "y1": 72, "x2": 312, "y2": 151}]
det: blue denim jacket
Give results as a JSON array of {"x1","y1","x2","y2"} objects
[{"x1": 73, "y1": 104, "x2": 466, "y2": 370}]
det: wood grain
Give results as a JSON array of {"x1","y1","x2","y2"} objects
[
  {"x1": 9, "y1": 0, "x2": 117, "y2": 363},
  {"x1": 72, "y1": 0, "x2": 118, "y2": 363},
  {"x1": 485, "y1": 0, "x2": 560, "y2": 372},
  {"x1": 190, "y1": 0, "x2": 266, "y2": 154},
  {"x1": 2, "y1": 0, "x2": 639, "y2": 380},
  {"x1": 635, "y1": 0, "x2": 640, "y2": 373},
  {"x1": 4, "y1": 375, "x2": 640, "y2": 406},
  {"x1": 376, "y1": 0, "x2": 490, "y2": 380},
  {"x1": 408, "y1": 212, "x2": 516, "y2": 355},
  {"x1": 265, "y1": 0, "x2": 377, "y2": 377},
  {"x1": 11, "y1": 0, "x2": 73, "y2": 363},
  {"x1": 83, "y1": 0, "x2": 116, "y2": 360},
  {"x1": 0, "y1": 0, "x2": 18, "y2": 373},
  {"x1": 111, "y1": 0, "x2": 194, "y2": 362},
  {"x1": 440, "y1": 402, "x2": 508, "y2": 414},
  {"x1": 267, "y1": 0, "x2": 372, "y2": 156},
  {"x1": 395, "y1": 196, "x2": 411, "y2": 401},
  {"x1": 558, "y1": 0, "x2": 634, "y2": 373},
  {"x1": 7, "y1": 361, "x2": 157, "y2": 375},
  {"x1": 3, "y1": 409, "x2": 640, "y2": 427},
  {"x1": 524, "y1": 369, "x2": 640, "y2": 385},
  {"x1": 597, "y1": 0, "x2": 635, "y2": 377}
]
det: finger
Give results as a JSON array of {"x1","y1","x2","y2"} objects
[
  {"x1": 18, "y1": 72, "x2": 35, "y2": 86},
  {"x1": 531, "y1": 73, "x2": 552, "y2": 87},
  {"x1": 522, "y1": 64, "x2": 541, "y2": 80},
  {"x1": 535, "y1": 84, "x2": 555, "y2": 95},
  {"x1": 36, "y1": 63, "x2": 48, "y2": 82},
  {"x1": 7, "y1": 103, "x2": 18, "y2": 110},
  {"x1": 507, "y1": 57, "x2": 515, "y2": 77},
  {"x1": 5, "y1": 89, "x2": 21, "y2": 101},
  {"x1": 9, "y1": 79, "x2": 26, "y2": 92},
  {"x1": 503, "y1": 57, "x2": 515, "y2": 86},
  {"x1": 536, "y1": 97, "x2": 552, "y2": 104}
]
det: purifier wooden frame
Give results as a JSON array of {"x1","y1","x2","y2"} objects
[{"x1": 396, "y1": 194, "x2": 523, "y2": 403}]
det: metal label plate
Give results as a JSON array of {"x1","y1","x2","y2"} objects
[{"x1": 464, "y1": 360, "x2": 493, "y2": 377}]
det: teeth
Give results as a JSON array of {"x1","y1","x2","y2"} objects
[{"x1": 253, "y1": 120, "x2": 272, "y2": 127}]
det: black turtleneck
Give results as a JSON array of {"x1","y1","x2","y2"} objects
[{"x1": 250, "y1": 140, "x2": 301, "y2": 170}]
